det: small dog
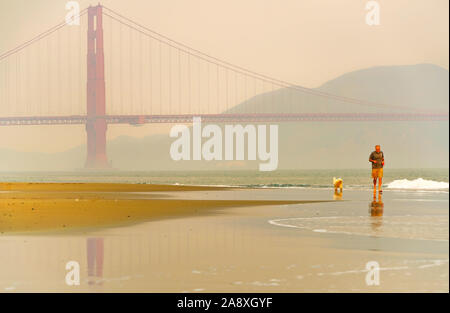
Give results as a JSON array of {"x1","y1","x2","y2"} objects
[{"x1": 333, "y1": 177, "x2": 343, "y2": 192}]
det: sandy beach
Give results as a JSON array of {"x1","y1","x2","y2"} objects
[{"x1": 0, "y1": 182, "x2": 448, "y2": 292}]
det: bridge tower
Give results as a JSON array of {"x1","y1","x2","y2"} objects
[{"x1": 85, "y1": 5, "x2": 109, "y2": 168}]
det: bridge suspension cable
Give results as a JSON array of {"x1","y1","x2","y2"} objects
[
  {"x1": 0, "y1": 8, "x2": 88, "y2": 62},
  {"x1": 101, "y1": 5, "x2": 428, "y2": 113},
  {"x1": 0, "y1": 4, "x2": 447, "y2": 121}
]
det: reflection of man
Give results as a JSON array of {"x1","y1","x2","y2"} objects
[
  {"x1": 369, "y1": 194, "x2": 384, "y2": 231},
  {"x1": 369, "y1": 145, "x2": 384, "y2": 194},
  {"x1": 370, "y1": 194, "x2": 384, "y2": 216}
]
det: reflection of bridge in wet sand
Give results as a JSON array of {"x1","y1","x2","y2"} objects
[{"x1": 0, "y1": 217, "x2": 259, "y2": 290}]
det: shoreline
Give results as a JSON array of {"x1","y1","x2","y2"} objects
[
  {"x1": 0, "y1": 183, "x2": 447, "y2": 292},
  {"x1": 0, "y1": 182, "x2": 232, "y2": 192},
  {"x1": 0, "y1": 182, "x2": 329, "y2": 234}
]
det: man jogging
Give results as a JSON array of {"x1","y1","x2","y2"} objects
[{"x1": 369, "y1": 145, "x2": 384, "y2": 194}]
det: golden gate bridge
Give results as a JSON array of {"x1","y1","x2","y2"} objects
[{"x1": 0, "y1": 5, "x2": 447, "y2": 168}]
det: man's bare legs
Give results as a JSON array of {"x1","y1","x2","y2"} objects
[{"x1": 373, "y1": 177, "x2": 382, "y2": 194}]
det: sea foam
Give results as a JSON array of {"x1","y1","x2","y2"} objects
[{"x1": 386, "y1": 178, "x2": 449, "y2": 190}]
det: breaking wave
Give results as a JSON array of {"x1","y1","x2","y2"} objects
[{"x1": 386, "y1": 178, "x2": 449, "y2": 190}]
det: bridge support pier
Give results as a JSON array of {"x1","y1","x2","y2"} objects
[
  {"x1": 85, "y1": 118, "x2": 108, "y2": 168},
  {"x1": 85, "y1": 5, "x2": 109, "y2": 169}
]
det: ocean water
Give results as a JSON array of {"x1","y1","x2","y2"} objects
[
  {"x1": 0, "y1": 168, "x2": 448, "y2": 192},
  {"x1": 1, "y1": 168, "x2": 448, "y2": 292},
  {"x1": 269, "y1": 214, "x2": 449, "y2": 242}
]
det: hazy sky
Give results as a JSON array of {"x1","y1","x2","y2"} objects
[{"x1": 0, "y1": 0, "x2": 448, "y2": 152}]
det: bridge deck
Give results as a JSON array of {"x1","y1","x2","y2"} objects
[{"x1": 0, "y1": 113, "x2": 448, "y2": 126}]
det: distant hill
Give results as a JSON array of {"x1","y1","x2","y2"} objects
[
  {"x1": 1, "y1": 63, "x2": 448, "y2": 171},
  {"x1": 317, "y1": 63, "x2": 448, "y2": 112},
  {"x1": 227, "y1": 63, "x2": 448, "y2": 114}
]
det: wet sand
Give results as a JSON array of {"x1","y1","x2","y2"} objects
[
  {"x1": 0, "y1": 182, "x2": 321, "y2": 233},
  {"x1": 0, "y1": 183, "x2": 448, "y2": 292}
]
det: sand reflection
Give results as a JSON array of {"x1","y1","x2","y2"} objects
[
  {"x1": 333, "y1": 190, "x2": 343, "y2": 200},
  {"x1": 369, "y1": 193, "x2": 384, "y2": 231},
  {"x1": 87, "y1": 238, "x2": 104, "y2": 286}
]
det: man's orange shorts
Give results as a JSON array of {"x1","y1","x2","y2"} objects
[{"x1": 372, "y1": 168, "x2": 383, "y2": 179}]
